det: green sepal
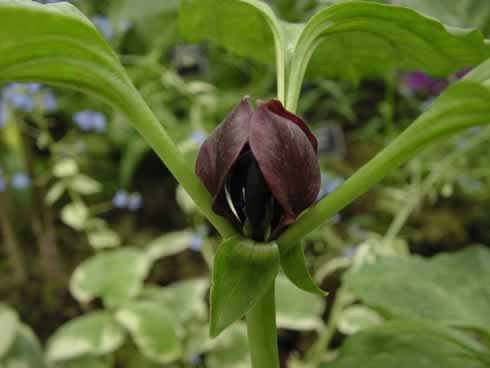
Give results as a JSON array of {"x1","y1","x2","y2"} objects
[
  {"x1": 279, "y1": 242, "x2": 326, "y2": 296},
  {"x1": 210, "y1": 237, "x2": 279, "y2": 337}
]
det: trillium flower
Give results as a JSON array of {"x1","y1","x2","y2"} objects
[{"x1": 196, "y1": 97, "x2": 320, "y2": 242}]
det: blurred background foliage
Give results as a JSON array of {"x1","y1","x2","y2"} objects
[{"x1": 1, "y1": 0, "x2": 490, "y2": 367}]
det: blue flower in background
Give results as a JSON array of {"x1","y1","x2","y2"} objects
[
  {"x1": 189, "y1": 233, "x2": 204, "y2": 252},
  {"x1": 342, "y1": 246, "x2": 356, "y2": 259},
  {"x1": 0, "y1": 172, "x2": 6, "y2": 193},
  {"x1": 190, "y1": 130, "x2": 207, "y2": 145},
  {"x1": 3, "y1": 83, "x2": 35, "y2": 112},
  {"x1": 11, "y1": 172, "x2": 31, "y2": 190},
  {"x1": 91, "y1": 15, "x2": 113, "y2": 40},
  {"x1": 112, "y1": 190, "x2": 129, "y2": 209},
  {"x1": 73, "y1": 111, "x2": 107, "y2": 133},
  {"x1": 43, "y1": 90, "x2": 58, "y2": 112},
  {"x1": 127, "y1": 193, "x2": 143, "y2": 211},
  {"x1": 317, "y1": 173, "x2": 344, "y2": 201}
]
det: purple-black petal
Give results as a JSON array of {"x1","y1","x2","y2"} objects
[
  {"x1": 249, "y1": 103, "x2": 321, "y2": 234},
  {"x1": 195, "y1": 97, "x2": 253, "y2": 216}
]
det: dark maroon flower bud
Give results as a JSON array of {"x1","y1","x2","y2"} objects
[{"x1": 195, "y1": 97, "x2": 321, "y2": 242}]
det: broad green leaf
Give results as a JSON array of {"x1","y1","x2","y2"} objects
[
  {"x1": 337, "y1": 305, "x2": 383, "y2": 335},
  {"x1": 395, "y1": 0, "x2": 490, "y2": 35},
  {"x1": 210, "y1": 238, "x2": 279, "y2": 337},
  {"x1": 321, "y1": 321, "x2": 490, "y2": 368},
  {"x1": 141, "y1": 278, "x2": 209, "y2": 323},
  {"x1": 87, "y1": 229, "x2": 121, "y2": 249},
  {"x1": 275, "y1": 275, "x2": 325, "y2": 331},
  {"x1": 179, "y1": 0, "x2": 278, "y2": 64},
  {"x1": 46, "y1": 312, "x2": 125, "y2": 362},
  {"x1": 144, "y1": 231, "x2": 193, "y2": 263},
  {"x1": 279, "y1": 242, "x2": 325, "y2": 295},
  {"x1": 61, "y1": 202, "x2": 89, "y2": 231},
  {"x1": 0, "y1": 0, "x2": 132, "y2": 106},
  {"x1": 1, "y1": 325, "x2": 45, "y2": 368},
  {"x1": 0, "y1": 305, "x2": 19, "y2": 358},
  {"x1": 344, "y1": 246, "x2": 490, "y2": 335},
  {"x1": 116, "y1": 301, "x2": 182, "y2": 364},
  {"x1": 70, "y1": 248, "x2": 151, "y2": 308},
  {"x1": 206, "y1": 323, "x2": 251, "y2": 368}
]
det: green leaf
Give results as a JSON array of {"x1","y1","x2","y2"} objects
[
  {"x1": 0, "y1": 0, "x2": 132, "y2": 106},
  {"x1": 144, "y1": 231, "x2": 193, "y2": 263},
  {"x1": 0, "y1": 305, "x2": 19, "y2": 357},
  {"x1": 337, "y1": 305, "x2": 383, "y2": 335},
  {"x1": 396, "y1": 0, "x2": 490, "y2": 35},
  {"x1": 320, "y1": 321, "x2": 490, "y2": 368},
  {"x1": 45, "y1": 182, "x2": 66, "y2": 205},
  {"x1": 116, "y1": 301, "x2": 182, "y2": 364},
  {"x1": 69, "y1": 175, "x2": 102, "y2": 195},
  {"x1": 53, "y1": 159, "x2": 78, "y2": 178},
  {"x1": 140, "y1": 278, "x2": 209, "y2": 324},
  {"x1": 275, "y1": 275, "x2": 325, "y2": 331},
  {"x1": 1, "y1": 325, "x2": 46, "y2": 368},
  {"x1": 179, "y1": 0, "x2": 277, "y2": 64},
  {"x1": 279, "y1": 242, "x2": 325, "y2": 295},
  {"x1": 46, "y1": 312, "x2": 125, "y2": 362},
  {"x1": 61, "y1": 202, "x2": 89, "y2": 230},
  {"x1": 70, "y1": 248, "x2": 151, "y2": 308},
  {"x1": 344, "y1": 246, "x2": 490, "y2": 335},
  {"x1": 87, "y1": 229, "x2": 121, "y2": 249},
  {"x1": 206, "y1": 323, "x2": 251, "y2": 368},
  {"x1": 52, "y1": 357, "x2": 110, "y2": 368},
  {"x1": 210, "y1": 238, "x2": 280, "y2": 337}
]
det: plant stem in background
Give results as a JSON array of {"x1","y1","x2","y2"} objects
[{"x1": 246, "y1": 285, "x2": 280, "y2": 368}]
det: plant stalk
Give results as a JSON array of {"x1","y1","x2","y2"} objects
[{"x1": 246, "y1": 285, "x2": 280, "y2": 368}]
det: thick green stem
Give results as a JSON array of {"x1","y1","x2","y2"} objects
[{"x1": 246, "y1": 285, "x2": 280, "y2": 368}]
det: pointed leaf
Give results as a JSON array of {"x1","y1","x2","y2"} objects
[
  {"x1": 344, "y1": 246, "x2": 490, "y2": 336},
  {"x1": 210, "y1": 237, "x2": 279, "y2": 337},
  {"x1": 46, "y1": 312, "x2": 125, "y2": 362},
  {"x1": 70, "y1": 248, "x2": 151, "y2": 308},
  {"x1": 279, "y1": 243, "x2": 325, "y2": 295},
  {"x1": 116, "y1": 301, "x2": 182, "y2": 364},
  {"x1": 144, "y1": 230, "x2": 193, "y2": 263}
]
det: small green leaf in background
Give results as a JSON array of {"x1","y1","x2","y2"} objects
[
  {"x1": 275, "y1": 275, "x2": 325, "y2": 331},
  {"x1": 52, "y1": 356, "x2": 110, "y2": 368},
  {"x1": 45, "y1": 182, "x2": 66, "y2": 205},
  {"x1": 2, "y1": 325, "x2": 46, "y2": 368},
  {"x1": 116, "y1": 301, "x2": 182, "y2": 364},
  {"x1": 53, "y1": 158, "x2": 78, "y2": 178},
  {"x1": 87, "y1": 229, "x2": 121, "y2": 249},
  {"x1": 141, "y1": 278, "x2": 209, "y2": 324},
  {"x1": 61, "y1": 202, "x2": 89, "y2": 231},
  {"x1": 206, "y1": 323, "x2": 251, "y2": 368},
  {"x1": 70, "y1": 248, "x2": 150, "y2": 308},
  {"x1": 337, "y1": 305, "x2": 383, "y2": 335},
  {"x1": 0, "y1": 305, "x2": 19, "y2": 357},
  {"x1": 344, "y1": 246, "x2": 490, "y2": 335},
  {"x1": 46, "y1": 312, "x2": 125, "y2": 363},
  {"x1": 144, "y1": 230, "x2": 193, "y2": 263},
  {"x1": 70, "y1": 175, "x2": 102, "y2": 195},
  {"x1": 210, "y1": 238, "x2": 279, "y2": 337},
  {"x1": 321, "y1": 321, "x2": 490, "y2": 368}
]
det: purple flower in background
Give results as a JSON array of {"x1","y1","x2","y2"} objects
[
  {"x1": 11, "y1": 172, "x2": 31, "y2": 190},
  {"x1": 73, "y1": 111, "x2": 107, "y2": 133},
  {"x1": 127, "y1": 193, "x2": 143, "y2": 211},
  {"x1": 403, "y1": 72, "x2": 448, "y2": 95},
  {"x1": 112, "y1": 190, "x2": 129, "y2": 209},
  {"x1": 189, "y1": 233, "x2": 204, "y2": 252},
  {"x1": 91, "y1": 15, "x2": 113, "y2": 40}
]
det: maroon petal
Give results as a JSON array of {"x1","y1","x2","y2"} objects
[
  {"x1": 195, "y1": 97, "x2": 253, "y2": 216},
  {"x1": 249, "y1": 103, "x2": 321, "y2": 233},
  {"x1": 264, "y1": 99, "x2": 318, "y2": 151}
]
